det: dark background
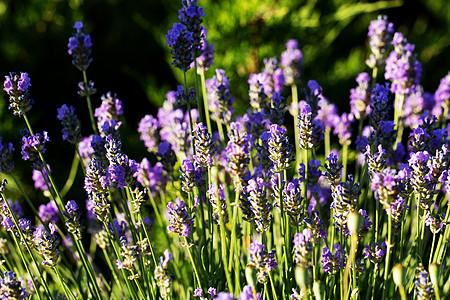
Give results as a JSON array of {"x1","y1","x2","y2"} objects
[{"x1": 0, "y1": 0, "x2": 449, "y2": 198}]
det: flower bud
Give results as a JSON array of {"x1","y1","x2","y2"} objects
[
  {"x1": 347, "y1": 210, "x2": 362, "y2": 235},
  {"x1": 393, "y1": 263, "x2": 406, "y2": 286},
  {"x1": 429, "y1": 263, "x2": 440, "y2": 287}
]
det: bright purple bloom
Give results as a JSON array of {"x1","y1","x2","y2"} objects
[
  {"x1": 166, "y1": 198, "x2": 195, "y2": 238},
  {"x1": 166, "y1": 23, "x2": 194, "y2": 71},
  {"x1": 3, "y1": 72, "x2": 34, "y2": 116},
  {"x1": 239, "y1": 285, "x2": 262, "y2": 300},
  {"x1": 178, "y1": 0, "x2": 205, "y2": 56},
  {"x1": 208, "y1": 287, "x2": 217, "y2": 298},
  {"x1": 225, "y1": 121, "x2": 251, "y2": 185},
  {"x1": 136, "y1": 158, "x2": 165, "y2": 194},
  {"x1": 193, "y1": 287, "x2": 203, "y2": 298},
  {"x1": 138, "y1": 114, "x2": 160, "y2": 153},
  {"x1": 366, "y1": 15, "x2": 394, "y2": 69},
  {"x1": 194, "y1": 27, "x2": 214, "y2": 73},
  {"x1": 67, "y1": 21, "x2": 93, "y2": 71},
  {"x1": 322, "y1": 244, "x2": 345, "y2": 275},
  {"x1": 247, "y1": 177, "x2": 272, "y2": 233},
  {"x1": 350, "y1": 72, "x2": 372, "y2": 120},
  {"x1": 57, "y1": 104, "x2": 81, "y2": 144},
  {"x1": 38, "y1": 200, "x2": 59, "y2": 223},
  {"x1": 206, "y1": 69, "x2": 235, "y2": 123},
  {"x1": 95, "y1": 92, "x2": 123, "y2": 130},
  {"x1": 0, "y1": 271, "x2": 28, "y2": 299},
  {"x1": 208, "y1": 184, "x2": 228, "y2": 225},
  {"x1": 281, "y1": 39, "x2": 302, "y2": 86},
  {"x1": 20, "y1": 129, "x2": 50, "y2": 171},
  {"x1": 248, "y1": 72, "x2": 270, "y2": 111},
  {"x1": 247, "y1": 240, "x2": 277, "y2": 284},
  {"x1": 293, "y1": 229, "x2": 313, "y2": 267},
  {"x1": 432, "y1": 71, "x2": 450, "y2": 119},
  {"x1": 32, "y1": 165, "x2": 51, "y2": 191},
  {"x1": 193, "y1": 122, "x2": 216, "y2": 168},
  {"x1": 283, "y1": 178, "x2": 303, "y2": 224},
  {"x1": 214, "y1": 292, "x2": 235, "y2": 300},
  {"x1": 267, "y1": 124, "x2": 294, "y2": 173},
  {"x1": 34, "y1": 223, "x2": 60, "y2": 267}
]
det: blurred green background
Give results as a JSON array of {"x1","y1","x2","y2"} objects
[{"x1": 0, "y1": 0, "x2": 449, "y2": 195}]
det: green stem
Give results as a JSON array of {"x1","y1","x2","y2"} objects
[
  {"x1": 55, "y1": 266, "x2": 77, "y2": 300},
  {"x1": 184, "y1": 237, "x2": 202, "y2": 291},
  {"x1": 82, "y1": 70, "x2": 98, "y2": 135},
  {"x1": 194, "y1": 60, "x2": 204, "y2": 126},
  {"x1": 60, "y1": 149, "x2": 81, "y2": 197},
  {"x1": 200, "y1": 71, "x2": 212, "y2": 135},
  {"x1": 219, "y1": 215, "x2": 233, "y2": 294},
  {"x1": 382, "y1": 207, "x2": 392, "y2": 300},
  {"x1": 292, "y1": 84, "x2": 301, "y2": 171}
]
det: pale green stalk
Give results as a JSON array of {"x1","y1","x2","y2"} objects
[
  {"x1": 218, "y1": 214, "x2": 233, "y2": 294},
  {"x1": 82, "y1": 70, "x2": 98, "y2": 135},
  {"x1": 382, "y1": 206, "x2": 393, "y2": 300},
  {"x1": 193, "y1": 60, "x2": 204, "y2": 127},
  {"x1": 292, "y1": 84, "x2": 301, "y2": 171},
  {"x1": 184, "y1": 237, "x2": 203, "y2": 291},
  {"x1": 200, "y1": 71, "x2": 212, "y2": 135}
]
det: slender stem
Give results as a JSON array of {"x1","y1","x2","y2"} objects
[
  {"x1": 219, "y1": 215, "x2": 233, "y2": 294},
  {"x1": 429, "y1": 234, "x2": 436, "y2": 266},
  {"x1": 194, "y1": 60, "x2": 204, "y2": 126},
  {"x1": 55, "y1": 266, "x2": 77, "y2": 300},
  {"x1": 398, "y1": 285, "x2": 407, "y2": 300},
  {"x1": 291, "y1": 84, "x2": 301, "y2": 171},
  {"x1": 60, "y1": 149, "x2": 81, "y2": 197},
  {"x1": 382, "y1": 206, "x2": 392, "y2": 300},
  {"x1": 200, "y1": 71, "x2": 212, "y2": 135},
  {"x1": 184, "y1": 237, "x2": 202, "y2": 291},
  {"x1": 82, "y1": 70, "x2": 98, "y2": 135},
  {"x1": 268, "y1": 272, "x2": 279, "y2": 300}
]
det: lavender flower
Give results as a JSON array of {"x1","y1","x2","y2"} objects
[
  {"x1": 156, "y1": 141, "x2": 177, "y2": 176},
  {"x1": 38, "y1": 201, "x2": 59, "y2": 224},
  {"x1": 404, "y1": 87, "x2": 435, "y2": 129},
  {"x1": 0, "y1": 135, "x2": 15, "y2": 174},
  {"x1": 138, "y1": 114, "x2": 160, "y2": 153},
  {"x1": 34, "y1": 223, "x2": 60, "y2": 267},
  {"x1": 193, "y1": 122, "x2": 216, "y2": 168},
  {"x1": 283, "y1": 178, "x2": 303, "y2": 225},
  {"x1": 414, "y1": 264, "x2": 435, "y2": 300},
  {"x1": 67, "y1": 21, "x2": 93, "y2": 71},
  {"x1": 77, "y1": 80, "x2": 96, "y2": 97},
  {"x1": 321, "y1": 244, "x2": 345, "y2": 275},
  {"x1": 267, "y1": 124, "x2": 294, "y2": 173},
  {"x1": 238, "y1": 285, "x2": 262, "y2": 300},
  {"x1": 281, "y1": 39, "x2": 302, "y2": 86},
  {"x1": 57, "y1": 104, "x2": 81, "y2": 144},
  {"x1": 324, "y1": 153, "x2": 343, "y2": 185},
  {"x1": 425, "y1": 212, "x2": 445, "y2": 235},
  {"x1": 303, "y1": 205, "x2": 327, "y2": 240},
  {"x1": 268, "y1": 92, "x2": 287, "y2": 127},
  {"x1": 214, "y1": 292, "x2": 235, "y2": 300},
  {"x1": 166, "y1": 23, "x2": 194, "y2": 71},
  {"x1": 344, "y1": 209, "x2": 372, "y2": 237},
  {"x1": 64, "y1": 200, "x2": 83, "y2": 240},
  {"x1": 20, "y1": 129, "x2": 50, "y2": 171},
  {"x1": 179, "y1": 159, "x2": 199, "y2": 194},
  {"x1": 225, "y1": 122, "x2": 251, "y2": 185},
  {"x1": 154, "y1": 249, "x2": 173, "y2": 298},
  {"x1": 248, "y1": 72, "x2": 270, "y2": 112},
  {"x1": 208, "y1": 184, "x2": 228, "y2": 225},
  {"x1": 3, "y1": 72, "x2": 34, "y2": 116},
  {"x1": 194, "y1": 287, "x2": 203, "y2": 298},
  {"x1": 297, "y1": 102, "x2": 323, "y2": 149},
  {"x1": 136, "y1": 158, "x2": 165, "y2": 194},
  {"x1": 369, "y1": 83, "x2": 392, "y2": 130},
  {"x1": 366, "y1": 15, "x2": 394, "y2": 69},
  {"x1": 208, "y1": 287, "x2": 217, "y2": 298},
  {"x1": 0, "y1": 271, "x2": 28, "y2": 299},
  {"x1": 350, "y1": 72, "x2": 372, "y2": 120},
  {"x1": 247, "y1": 240, "x2": 277, "y2": 284},
  {"x1": 166, "y1": 198, "x2": 195, "y2": 238},
  {"x1": 408, "y1": 151, "x2": 435, "y2": 209},
  {"x1": 246, "y1": 177, "x2": 272, "y2": 233},
  {"x1": 371, "y1": 168, "x2": 399, "y2": 208},
  {"x1": 206, "y1": 69, "x2": 235, "y2": 124},
  {"x1": 385, "y1": 32, "x2": 422, "y2": 96},
  {"x1": 175, "y1": 85, "x2": 197, "y2": 107},
  {"x1": 331, "y1": 175, "x2": 360, "y2": 229},
  {"x1": 293, "y1": 229, "x2": 313, "y2": 267},
  {"x1": 195, "y1": 27, "x2": 214, "y2": 73},
  {"x1": 390, "y1": 196, "x2": 408, "y2": 235},
  {"x1": 95, "y1": 92, "x2": 123, "y2": 132},
  {"x1": 177, "y1": 0, "x2": 205, "y2": 56},
  {"x1": 432, "y1": 71, "x2": 450, "y2": 120},
  {"x1": 84, "y1": 157, "x2": 110, "y2": 222},
  {"x1": 105, "y1": 136, "x2": 138, "y2": 188}
]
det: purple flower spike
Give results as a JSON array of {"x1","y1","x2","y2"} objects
[
  {"x1": 166, "y1": 198, "x2": 195, "y2": 238},
  {"x1": 281, "y1": 39, "x2": 303, "y2": 86},
  {"x1": 322, "y1": 244, "x2": 346, "y2": 275},
  {"x1": 166, "y1": 23, "x2": 194, "y2": 71},
  {"x1": 67, "y1": 21, "x2": 93, "y2": 71},
  {"x1": 0, "y1": 271, "x2": 28, "y2": 299},
  {"x1": 247, "y1": 240, "x2": 277, "y2": 284},
  {"x1": 0, "y1": 135, "x2": 15, "y2": 174},
  {"x1": 3, "y1": 72, "x2": 34, "y2": 116},
  {"x1": 239, "y1": 285, "x2": 262, "y2": 300}
]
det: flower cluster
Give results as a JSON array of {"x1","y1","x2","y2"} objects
[
  {"x1": 3, "y1": 72, "x2": 34, "y2": 116},
  {"x1": 166, "y1": 198, "x2": 195, "y2": 238},
  {"x1": 0, "y1": 271, "x2": 28, "y2": 299},
  {"x1": 67, "y1": 21, "x2": 93, "y2": 71},
  {"x1": 247, "y1": 240, "x2": 277, "y2": 284}
]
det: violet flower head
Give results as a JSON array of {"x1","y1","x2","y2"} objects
[
  {"x1": 175, "y1": 85, "x2": 197, "y2": 107},
  {"x1": 238, "y1": 285, "x2": 262, "y2": 300},
  {"x1": 248, "y1": 72, "x2": 270, "y2": 112},
  {"x1": 293, "y1": 228, "x2": 313, "y2": 267},
  {"x1": 267, "y1": 124, "x2": 294, "y2": 173},
  {"x1": 246, "y1": 177, "x2": 272, "y2": 233},
  {"x1": 57, "y1": 104, "x2": 81, "y2": 144},
  {"x1": 225, "y1": 121, "x2": 251, "y2": 185},
  {"x1": 84, "y1": 157, "x2": 110, "y2": 222},
  {"x1": 369, "y1": 82, "x2": 392, "y2": 130},
  {"x1": 321, "y1": 244, "x2": 345, "y2": 275},
  {"x1": 206, "y1": 69, "x2": 235, "y2": 124},
  {"x1": 95, "y1": 92, "x2": 123, "y2": 131},
  {"x1": 268, "y1": 92, "x2": 286, "y2": 126},
  {"x1": 32, "y1": 165, "x2": 51, "y2": 192},
  {"x1": 208, "y1": 287, "x2": 217, "y2": 298},
  {"x1": 179, "y1": 158, "x2": 200, "y2": 194},
  {"x1": 38, "y1": 200, "x2": 59, "y2": 224},
  {"x1": 208, "y1": 184, "x2": 229, "y2": 225},
  {"x1": 324, "y1": 152, "x2": 342, "y2": 184},
  {"x1": 193, "y1": 287, "x2": 203, "y2": 298},
  {"x1": 333, "y1": 112, "x2": 353, "y2": 146},
  {"x1": 247, "y1": 240, "x2": 277, "y2": 284},
  {"x1": 214, "y1": 292, "x2": 235, "y2": 300},
  {"x1": 166, "y1": 198, "x2": 195, "y2": 238},
  {"x1": 193, "y1": 122, "x2": 216, "y2": 169},
  {"x1": 138, "y1": 114, "x2": 160, "y2": 153},
  {"x1": 385, "y1": 32, "x2": 422, "y2": 96},
  {"x1": 363, "y1": 241, "x2": 387, "y2": 269},
  {"x1": 331, "y1": 175, "x2": 361, "y2": 229},
  {"x1": 154, "y1": 249, "x2": 173, "y2": 298},
  {"x1": 366, "y1": 15, "x2": 395, "y2": 69},
  {"x1": 0, "y1": 271, "x2": 28, "y2": 300},
  {"x1": 67, "y1": 21, "x2": 93, "y2": 71},
  {"x1": 34, "y1": 223, "x2": 60, "y2": 267},
  {"x1": 414, "y1": 265, "x2": 435, "y2": 299},
  {"x1": 3, "y1": 72, "x2": 34, "y2": 116},
  {"x1": 64, "y1": 200, "x2": 84, "y2": 240},
  {"x1": 425, "y1": 213, "x2": 445, "y2": 235},
  {"x1": 156, "y1": 141, "x2": 177, "y2": 176},
  {"x1": 350, "y1": 72, "x2": 372, "y2": 120},
  {"x1": 281, "y1": 39, "x2": 302, "y2": 86},
  {"x1": 20, "y1": 129, "x2": 50, "y2": 170},
  {"x1": 166, "y1": 22, "x2": 194, "y2": 71},
  {"x1": 432, "y1": 71, "x2": 450, "y2": 119},
  {"x1": 136, "y1": 158, "x2": 165, "y2": 194},
  {"x1": 0, "y1": 135, "x2": 15, "y2": 174},
  {"x1": 195, "y1": 27, "x2": 214, "y2": 73},
  {"x1": 316, "y1": 97, "x2": 339, "y2": 130},
  {"x1": 283, "y1": 178, "x2": 303, "y2": 225},
  {"x1": 77, "y1": 80, "x2": 96, "y2": 97},
  {"x1": 178, "y1": 0, "x2": 205, "y2": 56}
]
